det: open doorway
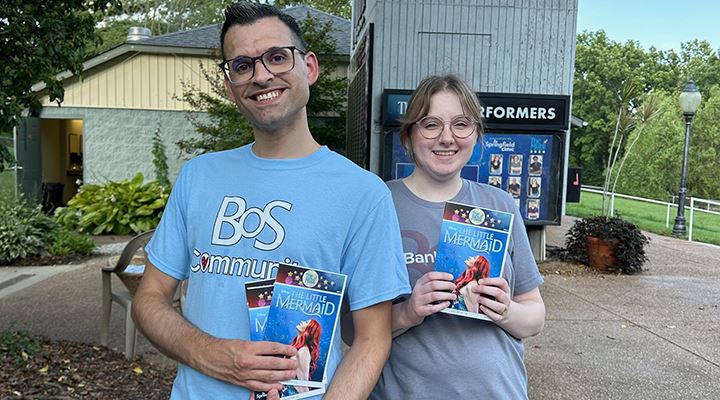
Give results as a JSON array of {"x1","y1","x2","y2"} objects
[{"x1": 40, "y1": 119, "x2": 83, "y2": 211}]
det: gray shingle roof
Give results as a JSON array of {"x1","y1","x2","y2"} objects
[
  {"x1": 137, "y1": 24, "x2": 221, "y2": 50},
  {"x1": 135, "y1": 5, "x2": 350, "y2": 56}
]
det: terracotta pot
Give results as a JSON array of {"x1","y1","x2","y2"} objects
[{"x1": 585, "y1": 236, "x2": 619, "y2": 271}]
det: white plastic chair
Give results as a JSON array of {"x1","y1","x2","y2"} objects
[{"x1": 99, "y1": 230, "x2": 154, "y2": 360}]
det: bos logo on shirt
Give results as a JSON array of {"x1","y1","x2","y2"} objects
[{"x1": 211, "y1": 197, "x2": 292, "y2": 251}]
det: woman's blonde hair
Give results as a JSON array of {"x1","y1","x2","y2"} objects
[{"x1": 399, "y1": 74, "x2": 484, "y2": 161}]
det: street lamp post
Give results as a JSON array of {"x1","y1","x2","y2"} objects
[{"x1": 672, "y1": 80, "x2": 702, "y2": 237}]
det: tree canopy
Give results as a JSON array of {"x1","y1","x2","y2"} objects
[
  {"x1": 571, "y1": 30, "x2": 720, "y2": 202},
  {"x1": 274, "y1": 0, "x2": 351, "y2": 19},
  {"x1": 0, "y1": 0, "x2": 120, "y2": 172},
  {"x1": 88, "y1": 0, "x2": 228, "y2": 57},
  {"x1": 88, "y1": 0, "x2": 351, "y2": 57}
]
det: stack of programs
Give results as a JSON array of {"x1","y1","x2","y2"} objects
[{"x1": 245, "y1": 263, "x2": 347, "y2": 399}]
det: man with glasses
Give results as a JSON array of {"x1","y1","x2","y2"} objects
[{"x1": 132, "y1": 3, "x2": 410, "y2": 400}]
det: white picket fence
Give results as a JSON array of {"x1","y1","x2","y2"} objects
[{"x1": 580, "y1": 186, "x2": 720, "y2": 245}]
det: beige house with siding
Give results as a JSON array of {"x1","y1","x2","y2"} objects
[{"x1": 16, "y1": 6, "x2": 350, "y2": 207}]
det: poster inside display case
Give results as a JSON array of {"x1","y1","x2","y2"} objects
[{"x1": 385, "y1": 131, "x2": 563, "y2": 225}]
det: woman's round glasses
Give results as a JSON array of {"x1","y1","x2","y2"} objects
[
  {"x1": 219, "y1": 46, "x2": 306, "y2": 85},
  {"x1": 414, "y1": 116, "x2": 477, "y2": 139}
]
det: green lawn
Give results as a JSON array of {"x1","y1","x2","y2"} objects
[
  {"x1": 0, "y1": 144, "x2": 15, "y2": 195},
  {"x1": 0, "y1": 171, "x2": 15, "y2": 195},
  {"x1": 567, "y1": 191, "x2": 720, "y2": 246}
]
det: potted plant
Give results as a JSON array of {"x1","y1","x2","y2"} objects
[{"x1": 564, "y1": 216, "x2": 650, "y2": 274}]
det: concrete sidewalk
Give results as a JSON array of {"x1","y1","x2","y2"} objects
[
  {"x1": 1, "y1": 220, "x2": 719, "y2": 398},
  {"x1": 0, "y1": 239, "x2": 164, "y2": 362}
]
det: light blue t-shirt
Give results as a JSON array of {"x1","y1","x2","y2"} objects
[{"x1": 146, "y1": 144, "x2": 410, "y2": 399}]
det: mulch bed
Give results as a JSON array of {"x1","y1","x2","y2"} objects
[
  {"x1": 1, "y1": 337, "x2": 175, "y2": 399},
  {"x1": 2, "y1": 240, "x2": 177, "y2": 398}
]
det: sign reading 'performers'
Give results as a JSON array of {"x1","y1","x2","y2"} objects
[{"x1": 382, "y1": 90, "x2": 570, "y2": 131}]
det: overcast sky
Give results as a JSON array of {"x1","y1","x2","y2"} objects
[{"x1": 577, "y1": 0, "x2": 720, "y2": 51}]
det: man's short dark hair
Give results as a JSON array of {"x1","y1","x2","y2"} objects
[{"x1": 220, "y1": 2, "x2": 307, "y2": 61}]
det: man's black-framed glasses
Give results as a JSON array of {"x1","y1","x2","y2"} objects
[
  {"x1": 414, "y1": 116, "x2": 478, "y2": 139},
  {"x1": 219, "y1": 46, "x2": 306, "y2": 84}
]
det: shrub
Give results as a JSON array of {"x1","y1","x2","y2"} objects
[
  {"x1": 55, "y1": 173, "x2": 169, "y2": 235},
  {"x1": 565, "y1": 215, "x2": 650, "y2": 274},
  {"x1": 0, "y1": 192, "x2": 57, "y2": 264},
  {"x1": 49, "y1": 228, "x2": 95, "y2": 257}
]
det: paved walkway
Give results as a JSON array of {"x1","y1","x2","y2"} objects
[
  {"x1": 1, "y1": 220, "x2": 719, "y2": 398},
  {"x1": 527, "y1": 218, "x2": 720, "y2": 399},
  {"x1": 0, "y1": 237, "x2": 164, "y2": 361}
]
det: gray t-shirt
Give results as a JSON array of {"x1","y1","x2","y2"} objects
[{"x1": 371, "y1": 179, "x2": 543, "y2": 400}]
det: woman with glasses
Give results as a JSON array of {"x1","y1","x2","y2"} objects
[{"x1": 371, "y1": 74, "x2": 545, "y2": 399}]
